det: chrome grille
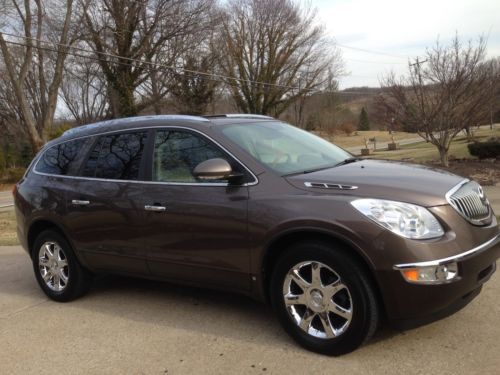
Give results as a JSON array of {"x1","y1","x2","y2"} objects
[{"x1": 446, "y1": 180, "x2": 491, "y2": 225}]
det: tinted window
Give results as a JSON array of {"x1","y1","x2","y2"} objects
[
  {"x1": 153, "y1": 130, "x2": 227, "y2": 183},
  {"x1": 82, "y1": 132, "x2": 147, "y2": 180},
  {"x1": 36, "y1": 138, "x2": 87, "y2": 175}
]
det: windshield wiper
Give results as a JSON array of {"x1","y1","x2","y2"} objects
[
  {"x1": 284, "y1": 164, "x2": 338, "y2": 176},
  {"x1": 284, "y1": 157, "x2": 362, "y2": 176},
  {"x1": 334, "y1": 157, "x2": 362, "y2": 167}
]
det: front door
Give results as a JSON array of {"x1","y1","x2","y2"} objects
[{"x1": 141, "y1": 129, "x2": 251, "y2": 291}]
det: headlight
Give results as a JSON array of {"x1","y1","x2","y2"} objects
[{"x1": 351, "y1": 199, "x2": 444, "y2": 239}]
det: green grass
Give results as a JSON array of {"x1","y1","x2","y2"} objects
[
  {"x1": 319, "y1": 130, "x2": 417, "y2": 148},
  {"x1": 0, "y1": 210, "x2": 18, "y2": 246},
  {"x1": 367, "y1": 127, "x2": 499, "y2": 162}
]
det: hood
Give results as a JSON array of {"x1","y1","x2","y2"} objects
[{"x1": 285, "y1": 159, "x2": 465, "y2": 207}]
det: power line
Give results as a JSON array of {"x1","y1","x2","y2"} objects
[
  {"x1": 345, "y1": 58, "x2": 406, "y2": 65},
  {"x1": 0, "y1": 31, "x2": 381, "y2": 96},
  {"x1": 0, "y1": 31, "x2": 310, "y2": 92},
  {"x1": 336, "y1": 43, "x2": 408, "y2": 59}
]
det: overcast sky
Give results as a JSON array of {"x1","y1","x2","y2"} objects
[{"x1": 315, "y1": 0, "x2": 500, "y2": 89}]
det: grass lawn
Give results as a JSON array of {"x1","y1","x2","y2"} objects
[
  {"x1": 317, "y1": 130, "x2": 417, "y2": 149},
  {"x1": 0, "y1": 210, "x2": 18, "y2": 246},
  {"x1": 366, "y1": 127, "x2": 499, "y2": 162}
]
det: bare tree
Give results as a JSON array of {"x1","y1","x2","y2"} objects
[
  {"x1": 220, "y1": 0, "x2": 342, "y2": 117},
  {"x1": 81, "y1": 0, "x2": 214, "y2": 118},
  {"x1": 380, "y1": 36, "x2": 498, "y2": 166},
  {"x1": 60, "y1": 59, "x2": 109, "y2": 125},
  {"x1": 486, "y1": 57, "x2": 500, "y2": 129},
  {"x1": 0, "y1": 0, "x2": 76, "y2": 151}
]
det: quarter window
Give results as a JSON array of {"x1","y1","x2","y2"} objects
[
  {"x1": 36, "y1": 138, "x2": 87, "y2": 176},
  {"x1": 153, "y1": 130, "x2": 227, "y2": 183},
  {"x1": 82, "y1": 132, "x2": 147, "y2": 180}
]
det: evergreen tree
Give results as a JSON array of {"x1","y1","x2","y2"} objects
[{"x1": 358, "y1": 107, "x2": 370, "y2": 131}]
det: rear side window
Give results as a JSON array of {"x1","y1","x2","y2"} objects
[
  {"x1": 82, "y1": 132, "x2": 147, "y2": 180},
  {"x1": 35, "y1": 138, "x2": 87, "y2": 176}
]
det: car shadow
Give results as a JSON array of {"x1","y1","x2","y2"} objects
[
  {"x1": 79, "y1": 274, "x2": 402, "y2": 350},
  {"x1": 78, "y1": 274, "x2": 294, "y2": 348}
]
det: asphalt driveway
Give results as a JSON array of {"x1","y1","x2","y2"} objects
[{"x1": 0, "y1": 245, "x2": 499, "y2": 374}]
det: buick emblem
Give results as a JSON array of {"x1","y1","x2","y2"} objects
[{"x1": 477, "y1": 186, "x2": 489, "y2": 206}]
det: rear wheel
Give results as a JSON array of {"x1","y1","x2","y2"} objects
[
  {"x1": 32, "y1": 230, "x2": 92, "y2": 302},
  {"x1": 270, "y1": 241, "x2": 379, "y2": 355}
]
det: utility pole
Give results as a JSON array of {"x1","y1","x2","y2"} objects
[{"x1": 409, "y1": 57, "x2": 428, "y2": 68}]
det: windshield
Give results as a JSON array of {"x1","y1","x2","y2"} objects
[{"x1": 220, "y1": 121, "x2": 351, "y2": 175}]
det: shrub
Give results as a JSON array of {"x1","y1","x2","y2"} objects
[
  {"x1": 339, "y1": 123, "x2": 355, "y2": 136},
  {"x1": 467, "y1": 138, "x2": 500, "y2": 159}
]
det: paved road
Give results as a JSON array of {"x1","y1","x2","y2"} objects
[
  {"x1": 0, "y1": 245, "x2": 499, "y2": 374},
  {"x1": 345, "y1": 136, "x2": 423, "y2": 154}
]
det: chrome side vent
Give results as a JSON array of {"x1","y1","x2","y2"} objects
[
  {"x1": 304, "y1": 182, "x2": 358, "y2": 190},
  {"x1": 446, "y1": 180, "x2": 491, "y2": 226}
]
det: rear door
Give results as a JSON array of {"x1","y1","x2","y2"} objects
[
  {"x1": 64, "y1": 130, "x2": 151, "y2": 275},
  {"x1": 141, "y1": 128, "x2": 252, "y2": 291}
]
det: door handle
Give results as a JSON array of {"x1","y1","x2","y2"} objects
[
  {"x1": 72, "y1": 199, "x2": 90, "y2": 206},
  {"x1": 144, "y1": 205, "x2": 166, "y2": 212}
]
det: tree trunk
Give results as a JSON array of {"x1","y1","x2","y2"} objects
[
  {"x1": 109, "y1": 84, "x2": 138, "y2": 118},
  {"x1": 150, "y1": 70, "x2": 162, "y2": 115},
  {"x1": 438, "y1": 145, "x2": 449, "y2": 167}
]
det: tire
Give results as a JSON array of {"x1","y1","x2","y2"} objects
[
  {"x1": 270, "y1": 241, "x2": 379, "y2": 355},
  {"x1": 32, "y1": 230, "x2": 92, "y2": 302}
]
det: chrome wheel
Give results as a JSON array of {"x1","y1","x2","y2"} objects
[
  {"x1": 38, "y1": 242, "x2": 69, "y2": 292},
  {"x1": 283, "y1": 261, "x2": 353, "y2": 339}
]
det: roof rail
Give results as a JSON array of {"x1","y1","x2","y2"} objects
[
  {"x1": 61, "y1": 115, "x2": 208, "y2": 138},
  {"x1": 203, "y1": 114, "x2": 274, "y2": 120}
]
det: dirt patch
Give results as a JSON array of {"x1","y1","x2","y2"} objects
[{"x1": 425, "y1": 159, "x2": 500, "y2": 186}]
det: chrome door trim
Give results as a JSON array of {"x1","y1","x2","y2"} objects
[
  {"x1": 144, "y1": 205, "x2": 167, "y2": 212},
  {"x1": 71, "y1": 200, "x2": 90, "y2": 206},
  {"x1": 31, "y1": 125, "x2": 259, "y2": 187}
]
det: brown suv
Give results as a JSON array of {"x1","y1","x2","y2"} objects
[{"x1": 14, "y1": 114, "x2": 500, "y2": 355}]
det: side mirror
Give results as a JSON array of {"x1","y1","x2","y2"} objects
[{"x1": 193, "y1": 158, "x2": 233, "y2": 181}]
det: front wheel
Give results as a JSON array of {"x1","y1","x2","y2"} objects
[{"x1": 270, "y1": 241, "x2": 380, "y2": 355}]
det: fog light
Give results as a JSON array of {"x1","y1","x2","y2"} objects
[{"x1": 400, "y1": 262, "x2": 459, "y2": 284}]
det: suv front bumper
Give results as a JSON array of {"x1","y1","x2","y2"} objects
[{"x1": 377, "y1": 234, "x2": 500, "y2": 328}]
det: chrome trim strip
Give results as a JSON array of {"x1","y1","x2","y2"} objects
[
  {"x1": 304, "y1": 182, "x2": 358, "y2": 190},
  {"x1": 32, "y1": 126, "x2": 259, "y2": 187},
  {"x1": 71, "y1": 200, "x2": 90, "y2": 206},
  {"x1": 224, "y1": 114, "x2": 273, "y2": 119},
  {"x1": 393, "y1": 233, "x2": 500, "y2": 269}
]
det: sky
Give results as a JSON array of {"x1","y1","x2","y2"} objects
[{"x1": 314, "y1": 0, "x2": 500, "y2": 89}]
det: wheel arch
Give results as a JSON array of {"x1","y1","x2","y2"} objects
[
  {"x1": 28, "y1": 219, "x2": 71, "y2": 258},
  {"x1": 260, "y1": 228, "x2": 384, "y2": 314}
]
